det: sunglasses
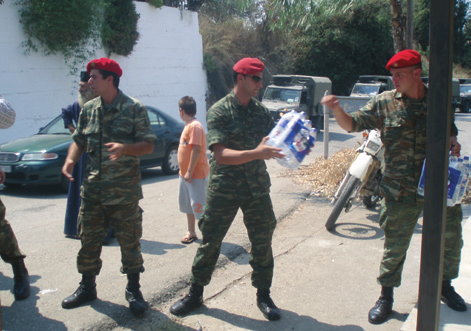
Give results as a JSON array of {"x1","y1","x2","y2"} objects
[{"x1": 244, "y1": 75, "x2": 263, "y2": 83}]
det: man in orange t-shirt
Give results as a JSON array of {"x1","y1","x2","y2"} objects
[{"x1": 177, "y1": 96, "x2": 209, "y2": 244}]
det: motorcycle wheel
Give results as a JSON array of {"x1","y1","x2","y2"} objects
[
  {"x1": 362, "y1": 195, "x2": 381, "y2": 208},
  {"x1": 325, "y1": 176, "x2": 362, "y2": 231}
]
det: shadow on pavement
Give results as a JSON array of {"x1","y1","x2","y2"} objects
[
  {"x1": 140, "y1": 239, "x2": 187, "y2": 256},
  {"x1": 328, "y1": 222, "x2": 384, "y2": 240},
  {"x1": 198, "y1": 307, "x2": 365, "y2": 331},
  {"x1": 0, "y1": 184, "x2": 66, "y2": 199},
  {"x1": 220, "y1": 242, "x2": 249, "y2": 264},
  {"x1": 92, "y1": 299, "x2": 199, "y2": 331},
  {"x1": 1, "y1": 283, "x2": 67, "y2": 331}
]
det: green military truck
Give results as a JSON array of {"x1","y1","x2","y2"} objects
[
  {"x1": 349, "y1": 75, "x2": 395, "y2": 97},
  {"x1": 261, "y1": 75, "x2": 332, "y2": 129},
  {"x1": 336, "y1": 75, "x2": 394, "y2": 113},
  {"x1": 458, "y1": 78, "x2": 471, "y2": 113},
  {"x1": 422, "y1": 77, "x2": 461, "y2": 112}
]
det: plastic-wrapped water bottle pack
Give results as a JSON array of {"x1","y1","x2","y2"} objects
[
  {"x1": 418, "y1": 155, "x2": 470, "y2": 206},
  {"x1": 266, "y1": 110, "x2": 317, "y2": 170}
]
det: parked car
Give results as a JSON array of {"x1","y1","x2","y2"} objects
[
  {"x1": 0, "y1": 106, "x2": 184, "y2": 192},
  {"x1": 458, "y1": 78, "x2": 471, "y2": 113}
]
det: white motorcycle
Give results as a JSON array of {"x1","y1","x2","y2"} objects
[{"x1": 325, "y1": 129, "x2": 384, "y2": 230}]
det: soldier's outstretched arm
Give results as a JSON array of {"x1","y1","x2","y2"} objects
[
  {"x1": 212, "y1": 137, "x2": 283, "y2": 165},
  {"x1": 321, "y1": 95, "x2": 353, "y2": 132},
  {"x1": 62, "y1": 142, "x2": 85, "y2": 181}
]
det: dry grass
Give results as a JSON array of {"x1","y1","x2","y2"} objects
[
  {"x1": 286, "y1": 146, "x2": 358, "y2": 198},
  {"x1": 286, "y1": 146, "x2": 470, "y2": 204},
  {"x1": 453, "y1": 63, "x2": 471, "y2": 78}
]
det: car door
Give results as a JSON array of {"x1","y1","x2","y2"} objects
[{"x1": 140, "y1": 108, "x2": 170, "y2": 168}]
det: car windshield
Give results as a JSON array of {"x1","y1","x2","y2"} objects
[
  {"x1": 263, "y1": 88, "x2": 301, "y2": 104},
  {"x1": 460, "y1": 84, "x2": 471, "y2": 94},
  {"x1": 38, "y1": 116, "x2": 70, "y2": 135},
  {"x1": 351, "y1": 83, "x2": 381, "y2": 96}
]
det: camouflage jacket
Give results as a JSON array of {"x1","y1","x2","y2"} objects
[
  {"x1": 206, "y1": 90, "x2": 274, "y2": 199},
  {"x1": 73, "y1": 90, "x2": 157, "y2": 205},
  {"x1": 351, "y1": 88, "x2": 458, "y2": 203}
]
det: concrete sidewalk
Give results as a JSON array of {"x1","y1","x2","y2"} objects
[
  {"x1": 117, "y1": 198, "x2": 471, "y2": 331},
  {"x1": 402, "y1": 204, "x2": 471, "y2": 331}
]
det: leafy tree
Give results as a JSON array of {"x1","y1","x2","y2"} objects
[
  {"x1": 268, "y1": 0, "x2": 407, "y2": 53},
  {"x1": 415, "y1": 0, "x2": 471, "y2": 67},
  {"x1": 199, "y1": 0, "x2": 257, "y2": 22},
  {"x1": 390, "y1": 0, "x2": 407, "y2": 52},
  {"x1": 285, "y1": 0, "x2": 394, "y2": 95}
]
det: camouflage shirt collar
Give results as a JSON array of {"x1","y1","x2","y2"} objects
[
  {"x1": 98, "y1": 89, "x2": 123, "y2": 112},
  {"x1": 393, "y1": 85, "x2": 428, "y2": 102},
  {"x1": 229, "y1": 90, "x2": 256, "y2": 109}
]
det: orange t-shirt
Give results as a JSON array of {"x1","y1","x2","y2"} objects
[{"x1": 178, "y1": 119, "x2": 209, "y2": 179}]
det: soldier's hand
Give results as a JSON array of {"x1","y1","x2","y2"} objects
[
  {"x1": 256, "y1": 136, "x2": 284, "y2": 160},
  {"x1": 62, "y1": 160, "x2": 75, "y2": 182},
  {"x1": 105, "y1": 142, "x2": 125, "y2": 161},
  {"x1": 321, "y1": 95, "x2": 339, "y2": 110},
  {"x1": 0, "y1": 168, "x2": 5, "y2": 185}
]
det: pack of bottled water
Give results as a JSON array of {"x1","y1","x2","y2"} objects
[
  {"x1": 417, "y1": 155, "x2": 470, "y2": 206},
  {"x1": 266, "y1": 110, "x2": 317, "y2": 170}
]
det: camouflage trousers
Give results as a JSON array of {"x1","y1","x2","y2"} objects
[
  {"x1": 191, "y1": 192, "x2": 276, "y2": 290},
  {"x1": 378, "y1": 198, "x2": 463, "y2": 287},
  {"x1": 0, "y1": 198, "x2": 26, "y2": 263},
  {"x1": 77, "y1": 199, "x2": 144, "y2": 276}
]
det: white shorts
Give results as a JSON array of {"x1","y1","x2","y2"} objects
[{"x1": 178, "y1": 176, "x2": 208, "y2": 219}]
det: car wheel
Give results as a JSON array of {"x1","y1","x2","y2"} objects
[
  {"x1": 463, "y1": 102, "x2": 470, "y2": 113},
  {"x1": 162, "y1": 145, "x2": 179, "y2": 175}
]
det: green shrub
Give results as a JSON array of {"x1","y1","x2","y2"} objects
[
  {"x1": 102, "y1": 0, "x2": 140, "y2": 56},
  {"x1": 16, "y1": 0, "x2": 103, "y2": 74},
  {"x1": 148, "y1": 0, "x2": 164, "y2": 8}
]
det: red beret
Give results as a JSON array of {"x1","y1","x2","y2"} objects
[
  {"x1": 233, "y1": 57, "x2": 264, "y2": 75},
  {"x1": 386, "y1": 50, "x2": 421, "y2": 70},
  {"x1": 87, "y1": 58, "x2": 123, "y2": 77}
]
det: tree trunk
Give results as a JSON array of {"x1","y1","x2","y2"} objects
[{"x1": 390, "y1": 0, "x2": 407, "y2": 52}]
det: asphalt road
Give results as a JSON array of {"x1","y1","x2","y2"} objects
[{"x1": 0, "y1": 114, "x2": 469, "y2": 331}]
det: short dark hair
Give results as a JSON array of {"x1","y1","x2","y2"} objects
[
  {"x1": 413, "y1": 62, "x2": 423, "y2": 71},
  {"x1": 179, "y1": 96, "x2": 197, "y2": 116},
  {"x1": 232, "y1": 70, "x2": 240, "y2": 84},
  {"x1": 98, "y1": 69, "x2": 120, "y2": 89}
]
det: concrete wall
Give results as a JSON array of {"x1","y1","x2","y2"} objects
[{"x1": 0, "y1": 1, "x2": 207, "y2": 143}]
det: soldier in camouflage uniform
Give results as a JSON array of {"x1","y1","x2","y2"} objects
[
  {"x1": 170, "y1": 58, "x2": 285, "y2": 321},
  {"x1": 61, "y1": 58, "x2": 156, "y2": 316},
  {"x1": 0, "y1": 94, "x2": 30, "y2": 301},
  {"x1": 322, "y1": 50, "x2": 466, "y2": 324}
]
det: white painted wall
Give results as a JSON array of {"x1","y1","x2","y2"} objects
[{"x1": 0, "y1": 1, "x2": 207, "y2": 143}]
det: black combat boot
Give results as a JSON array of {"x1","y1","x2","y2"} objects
[
  {"x1": 368, "y1": 286, "x2": 394, "y2": 324},
  {"x1": 11, "y1": 258, "x2": 30, "y2": 300},
  {"x1": 257, "y1": 289, "x2": 281, "y2": 321},
  {"x1": 170, "y1": 283, "x2": 204, "y2": 316},
  {"x1": 125, "y1": 273, "x2": 149, "y2": 317},
  {"x1": 62, "y1": 275, "x2": 97, "y2": 309},
  {"x1": 441, "y1": 280, "x2": 467, "y2": 312}
]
